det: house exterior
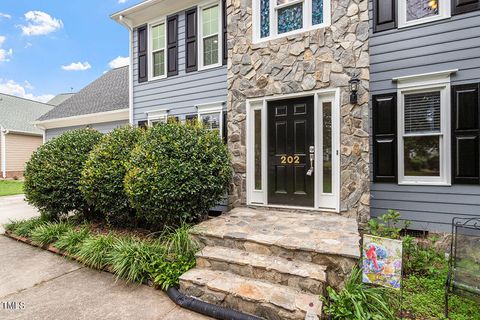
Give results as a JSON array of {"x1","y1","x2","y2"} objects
[
  {"x1": 113, "y1": 0, "x2": 370, "y2": 222},
  {"x1": 370, "y1": 0, "x2": 480, "y2": 232},
  {"x1": 35, "y1": 66, "x2": 129, "y2": 140},
  {"x1": 0, "y1": 94, "x2": 53, "y2": 178}
]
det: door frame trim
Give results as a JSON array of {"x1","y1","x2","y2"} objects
[{"x1": 246, "y1": 88, "x2": 341, "y2": 212}]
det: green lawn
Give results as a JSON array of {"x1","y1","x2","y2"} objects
[{"x1": 0, "y1": 180, "x2": 24, "y2": 196}]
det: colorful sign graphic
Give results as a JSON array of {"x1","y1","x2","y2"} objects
[{"x1": 362, "y1": 235, "x2": 403, "y2": 290}]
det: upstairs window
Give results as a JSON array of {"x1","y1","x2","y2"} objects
[
  {"x1": 398, "y1": 0, "x2": 449, "y2": 28},
  {"x1": 254, "y1": 0, "x2": 330, "y2": 42},
  {"x1": 150, "y1": 22, "x2": 166, "y2": 79},
  {"x1": 199, "y1": 3, "x2": 221, "y2": 69}
]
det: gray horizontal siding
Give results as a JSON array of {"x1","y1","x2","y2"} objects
[
  {"x1": 132, "y1": 10, "x2": 227, "y2": 123},
  {"x1": 369, "y1": 4, "x2": 480, "y2": 232},
  {"x1": 45, "y1": 120, "x2": 128, "y2": 141}
]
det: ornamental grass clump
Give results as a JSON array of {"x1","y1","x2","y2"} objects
[
  {"x1": 4, "y1": 217, "x2": 47, "y2": 237},
  {"x1": 24, "y1": 128, "x2": 103, "y2": 221},
  {"x1": 30, "y1": 222, "x2": 73, "y2": 246},
  {"x1": 80, "y1": 126, "x2": 143, "y2": 226},
  {"x1": 124, "y1": 122, "x2": 232, "y2": 229},
  {"x1": 76, "y1": 233, "x2": 116, "y2": 269},
  {"x1": 108, "y1": 236, "x2": 164, "y2": 283},
  {"x1": 54, "y1": 226, "x2": 91, "y2": 254}
]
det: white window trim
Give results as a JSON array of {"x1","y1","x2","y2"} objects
[
  {"x1": 196, "y1": 101, "x2": 224, "y2": 136},
  {"x1": 147, "y1": 109, "x2": 169, "y2": 126},
  {"x1": 396, "y1": 75, "x2": 451, "y2": 186},
  {"x1": 252, "y1": 0, "x2": 331, "y2": 43},
  {"x1": 398, "y1": 0, "x2": 450, "y2": 28},
  {"x1": 246, "y1": 89, "x2": 340, "y2": 212},
  {"x1": 198, "y1": 0, "x2": 222, "y2": 71},
  {"x1": 148, "y1": 19, "x2": 167, "y2": 81}
]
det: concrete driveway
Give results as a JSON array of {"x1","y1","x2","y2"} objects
[
  {"x1": 0, "y1": 195, "x2": 39, "y2": 233},
  {"x1": 0, "y1": 196, "x2": 210, "y2": 320}
]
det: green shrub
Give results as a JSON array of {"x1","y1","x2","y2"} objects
[
  {"x1": 24, "y1": 129, "x2": 103, "y2": 220},
  {"x1": 124, "y1": 122, "x2": 232, "y2": 228},
  {"x1": 76, "y1": 233, "x2": 116, "y2": 269},
  {"x1": 54, "y1": 226, "x2": 91, "y2": 254},
  {"x1": 365, "y1": 209, "x2": 410, "y2": 239},
  {"x1": 108, "y1": 236, "x2": 164, "y2": 283},
  {"x1": 148, "y1": 255, "x2": 196, "y2": 290},
  {"x1": 30, "y1": 222, "x2": 73, "y2": 245},
  {"x1": 6, "y1": 217, "x2": 47, "y2": 237},
  {"x1": 322, "y1": 266, "x2": 395, "y2": 320},
  {"x1": 80, "y1": 126, "x2": 143, "y2": 226}
]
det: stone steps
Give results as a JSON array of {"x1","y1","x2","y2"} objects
[
  {"x1": 180, "y1": 269, "x2": 323, "y2": 320},
  {"x1": 196, "y1": 246, "x2": 327, "y2": 295}
]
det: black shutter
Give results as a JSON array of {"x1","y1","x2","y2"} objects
[
  {"x1": 167, "y1": 15, "x2": 179, "y2": 77},
  {"x1": 185, "y1": 7, "x2": 198, "y2": 73},
  {"x1": 373, "y1": 0, "x2": 396, "y2": 32},
  {"x1": 373, "y1": 93, "x2": 398, "y2": 182},
  {"x1": 222, "y1": 0, "x2": 227, "y2": 65},
  {"x1": 452, "y1": 84, "x2": 480, "y2": 184},
  {"x1": 138, "y1": 120, "x2": 148, "y2": 129},
  {"x1": 222, "y1": 110, "x2": 227, "y2": 143},
  {"x1": 452, "y1": 0, "x2": 480, "y2": 14},
  {"x1": 137, "y1": 25, "x2": 148, "y2": 83}
]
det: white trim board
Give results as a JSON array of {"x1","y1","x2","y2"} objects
[
  {"x1": 246, "y1": 88, "x2": 341, "y2": 212},
  {"x1": 34, "y1": 109, "x2": 129, "y2": 130}
]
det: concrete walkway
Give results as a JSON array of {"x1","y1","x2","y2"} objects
[
  {"x1": 0, "y1": 196, "x2": 210, "y2": 320},
  {"x1": 0, "y1": 195, "x2": 39, "y2": 233}
]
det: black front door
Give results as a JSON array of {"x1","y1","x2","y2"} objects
[{"x1": 268, "y1": 97, "x2": 315, "y2": 207}]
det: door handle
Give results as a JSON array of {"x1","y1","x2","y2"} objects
[{"x1": 306, "y1": 146, "x2": 314, "y2": 176}]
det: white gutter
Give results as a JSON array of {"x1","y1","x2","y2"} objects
[
  {"x1": 1, "y1": 126, "x2": 6, "y2": 178},
  {"x1": 33, "y1": 108, "x2": 129, "y2": 130},
  {"x1": 118, "y1": 15, "x2": 135, "y2": 126}
]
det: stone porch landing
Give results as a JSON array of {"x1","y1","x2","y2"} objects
[{"x1": 180, "y1": 207, "x2": 361, "y2": 319}]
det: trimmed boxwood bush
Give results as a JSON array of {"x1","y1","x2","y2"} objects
[
  {"x1": 124, "y1": 122, "x2": 232, "y2": 228},
  {"x1": 80, "y1": 126, "x2": 143, "y2": 226},
  {"x1": 24, "y1": 128, "x2": 103, "y2": 220}
]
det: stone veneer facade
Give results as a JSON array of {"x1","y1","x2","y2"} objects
[{"x1": 226, "y1": 0, "x2": 370, "y2": 221}]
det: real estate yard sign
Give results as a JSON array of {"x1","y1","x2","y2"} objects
[{"x1": 362, "y1": 235, "x2": 403, "y2": 290}]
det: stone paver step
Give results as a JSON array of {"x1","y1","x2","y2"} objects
[
  {"x1": 191, "y1": 207, "x2": 360, "y2": 260},
  {"x1": 196, "y1": 246, "x2": 327, "y2": 294},
  {"x1": 179, "y1": 268, "x2": 322, "y2": 320}
]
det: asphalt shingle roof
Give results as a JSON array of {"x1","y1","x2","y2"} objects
[
  {"x1": 0, "y1": 94, "x2": 54, "y2": 135},
  {"x1": 38, "y1": 66, "x2": 128, "y2": 121},
  {"x1": 47, "y1": 93, "x2": 75, "y2": 106}
]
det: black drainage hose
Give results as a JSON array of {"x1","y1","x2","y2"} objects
[{"x1": 166, "y1": 286, "x2": 262, "y2": 320}]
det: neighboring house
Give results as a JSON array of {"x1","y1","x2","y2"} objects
[
  {"x1": 370, "y1": 0, "x2": 480, "y2": 232},
  {"x1": 47, "y1": 93, "x2": 75, "y2": 106},
  {"x1": 0, "y1": 94, "x2": 53, "y2": 178},
  {"x1": 35, "y1": 66, "x2": 129, "y2": 140},
  {"x1": 113, "y1": 0, "x2": 370, "y2": 220}
]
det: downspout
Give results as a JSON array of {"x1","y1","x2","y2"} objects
[
  {"x1": 34, "y1": 124, "x2": 47, "y2": 143},
  {"x1": 118, "y1": 15, "x2": 134, "y2": 125},
  {"x1": 1, "y1": 127, "x2": 7, "y2": 179}
]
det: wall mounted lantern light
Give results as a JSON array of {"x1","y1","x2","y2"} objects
[{"x1": 349, "y1": 75, "x2": 360, "y2": 105}]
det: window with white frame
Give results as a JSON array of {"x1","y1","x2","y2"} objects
[
  {"x1": 398, "y1": 80, "x2": 450, "y2": 185},
  {"x1": 197, "y1": 103, "x2": 224, "y2": 136},
  {"x1": 199, "y1": 3, "x2": 221, "y2": 69},
  {"x1": 254, "y1": 0, "x2": 330, "y2": 42},
  {"x1": 399, "y1": 0, "x2": 450, "y2": 27},
  {"x1": 147, "y1": 109, "x2": 169, "y2": 126},
  {"x1": 150, "y1": 22, "x2": 166, "y2": 78}
]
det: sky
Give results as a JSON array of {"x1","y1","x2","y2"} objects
[{"x1": 0, "y1": 0, "x2": 143, "y2": 103}]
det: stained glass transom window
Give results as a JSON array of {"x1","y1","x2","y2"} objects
[
  {"x1": 277, "y1": 3, "x2": 303, "y2": 34},
  {"x1": 260, "y1": 0, "x2": 270, "y2": 38},
  {"x1": 312, "y1": 0, "x2": 324, "y2": 25}
]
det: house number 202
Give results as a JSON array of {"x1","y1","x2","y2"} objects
[{"x1": 281, "y1": 155, "x2": 300, "y2": 164}]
